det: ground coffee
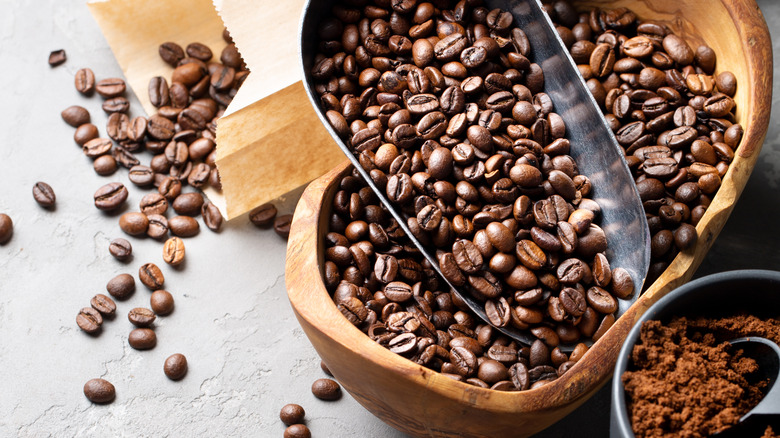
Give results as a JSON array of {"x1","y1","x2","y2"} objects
[{"x1": 623, "y1": 314, "x2": 780, "y2": 437}]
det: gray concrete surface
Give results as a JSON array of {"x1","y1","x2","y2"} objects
[{"x1": 0, "y1": 0, "x2": 777, "y2": 437}]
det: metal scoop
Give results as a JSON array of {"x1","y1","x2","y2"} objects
[
  {"x1": 713, "y1": 336, "x2": 780, "y2": 437},
  {"x1": 299, "y1": 0, "x2": 650, "y2": 348}
]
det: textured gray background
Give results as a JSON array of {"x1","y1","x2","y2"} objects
[{"x1": 0, "y1": 0, "x2": 777, "y2": 437}]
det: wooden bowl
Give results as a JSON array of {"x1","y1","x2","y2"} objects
[{"x1": 285, "y1": 1, "x2": 772, "y2": 437}]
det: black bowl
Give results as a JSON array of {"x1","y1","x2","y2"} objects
[{"x1": 610, "y1": 269, "x2": 780, "y2": 438}]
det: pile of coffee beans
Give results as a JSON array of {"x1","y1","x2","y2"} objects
[
  {"x1": 312, "y1": 0, "x2": 744, "y2": 392},
  {"x1": 544, "y1": 0, "x2": 742, "y2": 282},
  {"x1": 312, "y1": 0, "x2": 632, "y2": 365},
  {"x1": 324, "y1": 168, "x2": 593, "y2": 390},
  {"x1": 59, "y1": 33, "x2": 258, "y2": 404}
]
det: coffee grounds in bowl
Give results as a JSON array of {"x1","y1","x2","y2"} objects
[{"x1": 622, "y1": 314, "x2": 780, "y2": 437}]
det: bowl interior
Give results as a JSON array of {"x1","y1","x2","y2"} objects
[{"x1": 611, "y1": 270, "x2": 780, "y2": 438}]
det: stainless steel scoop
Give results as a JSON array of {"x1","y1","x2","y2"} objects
[
  {"x1": 713, "y1": 336, "x2": 780, "y2": 437},
  {"x1": 299, "y1": 0, "x2": 650, "y2": 348}
]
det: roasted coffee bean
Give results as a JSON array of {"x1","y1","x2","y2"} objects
[
  {"x1": 0, "y1": 214, "x2": 11, "y2": 244},
  {"x1": 284, "y1": 425, "x2": 311, "y2": 438},
  {"x1": 93, "y1": 155, "x2": 118, "y2": 176},
  {"x1": 74, "y1": 68, "x2": 95, "y2": 94},
  {"x1": 128, "y1": 165, "x2": 155, "y2": 187},
  {"x1": 158, "y1": 177, "x2": 182, "y2": 202},
  {"x1": 140, "y1": 193, "x2": 168, "y2": 216},
  {"x1": 94, "y1": 182, "x2": 128, "y2": 211},
  {"x1": 83, "y1": 138, "x2": 113, "y2": 158},
  {"x1": 202, "y1": 202, "x2": 223, "y2": 232},
  {"x1": 186, "y1": 42, "x2": 213, "y2": 61},
  {"x1": 164, "y1": 353, "x2": 188, "y2": 380},
  {"x1": 61, "y1": 105, "x2": 90, "y2": 127},
  {"x1": 159, "y1": 42, "x2": 185, "y2": 66},
  {"x1": 90, "y1": 294, "x2": 116, "y2": 316},
  {"x1": 77, "y1": 307, "x2": 103, "y2": 334},
  {"x1": 128, "y1": 307, "x2": 156, "y2": 327},
  {"x1": 163, "y1": 237, "x2": 185, "y2": 266},
  {"x1": 280, "y1": 404, "x2": 306, "y2": 426},
  {"x1": 107, "y1": 273, "x2": 135, "y2": 300},
  {"x1": 169, "y1": 216, "x2": 199, "y2": 237},
  {"x1": 148, "y1": 76, "x2": 170, "y2": 107},
  {"x1": 105, "y1": 112, "x2": 128, "y2": 142},
  {"x1": 74, "y1": 123, "x2": 99, "y2": 146},
  {"x1": 147, "y1": 115, "x2": 175, "y2": 140},
  {"x1": 32, "y1": 182, "x2": 56, "y2": 208},
  {"x1": 274, "y1": 214, "x2": 293, "y2": 239},
  {"x1": 311, "y1": 378, "x2": 342, "y2": 400},
  {"x1": 139, "y1": 263, "x2": 165, "y2": 290},
  {"x1": 83, "y1": 378, "x2": 115, "y2": 404},
  {"x1": 112, "y1": 145, "x2": 140, "y2": 169},
  {"x1": 150, "y1": 290, "x2": 175, "y2": 315},
  {"x1": 249, "y1": 203, "x2": 277, "y2": 227},
  {"x1": 172, "y1": 192, "x2": 204, "y2": 216},
  {"x1": 107, "y1": 234, "x2": 131, "y2": 261},
  {"x1": 119, "y1": 212, "x2": 149, "y2": 236},
  {"x1": 96, "y1": 78, "x2": 126, "y2": 98},
  {"x1": 128, "y1": 328, "x2": 157, "y2": 350}
]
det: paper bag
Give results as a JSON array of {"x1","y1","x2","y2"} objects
[{"x1": 89, "y1": 0, "x2": 344, "y2": 219}]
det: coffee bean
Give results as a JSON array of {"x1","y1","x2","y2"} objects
[
  {"x1": 147, "y1": 115, "x2": 175, "y2": 140},
  {"x1": 172, "y1": 63, "x2": 204, "y2": 87},
  {"x1": 158, "y1": 177, "x2": 182, "y2": 202},
  {"x1": 102, "y1": 96, "x2": 130, "y2": 114},
  {"x1": 125, "y1": 165, "x2": 153, "y2": 187},
  {"x1": 77, "y1": 307, "x2": 103, "y2": 334},
  {"x1": 311, "y1": 378, "x2": 342, "y2": 400},
  {"x1": 74, "y1": 123, "x2": 99, "y2": 146},
  {"x1": 48, "y1": 49, "x2": 66, "y2": 66},
  {"x1": 83, "y1": 138, "x2": 113, "y2": 158},
  {"x1": 94, "y1": 182, "x2": 128, "y2": 211},
  {"x1": 74, "y1": 68, "x2": 95, "y2": 94},
  {"x1": 61, "y1": 105, "x2": 90, "y2": 127},
  {"x1": 147, "y1": 215, "x2": 168, "y2": 239},
  {"x1": 128, "y1": 307, "x2": 156, "y2": 327},
  {"x1": 280, "y1": 403, "x2": 306, "y2": 429},
  {"x1": 139, "y1": 263, "x2": 164, "y2": 290},
  {"x1": 83, "y1": 378, "x2": 115, "y2": 404},
  {"x1": 172, "y1": 192, "x2": 204, "y2": 216},
  {"x1": 32, "y1": 182, "x2": 56, "y2": 208},
  {"x1": 274, "y1": 214, "x2": 293, "y2": 239},
  {"x1": 93, "y1": 155, "x2": 118, "y2": 176},
  {"x1": 90, "y1": 294, "x2": 116, "y2": 316},
  {"x1": 163, "y1": 237, "x2": 185, "y2": 266},
  {"x1": 128, "y1": 328, "x2": 157, "y2": 350},
  {"x1": 186, "y1": 42, "x2": 213, "y2": 61},
  {"x1": 169, "y1": 216, "x2": 199, "y2": 237},
  {"x1": 119, "y1": 212, "x2": 149, "y2": 236},
  {"x1": 108, "y1": 238, "x2": 132, "y2": 261},
  {"x1": 150, "y1": 290, "x2": 174, "y2": 315},
  {"x1": 159, "y1": 42, "x2": 184, "y2": 66},
  {"x1": 107, "y1": 273, "x2": 135, "y2": 300},
  {"x1": 164, "y1": 353, "x2": 188, "y2": 380},
  {"x1": 96, "y1": 78, "x2": 126, "y2": 98},
  {"x1": 202, "y1": 202, "x2": 223, "y2": 232},
  {"x1": 113, "y1": 145, "x2": 140, "y2": 169},
  {"x1": 140, "y1": 193, "x2": 168, "y2": 216},
  {"x1": 284, "y1": 425, "x2": 311, "y2": 438}
]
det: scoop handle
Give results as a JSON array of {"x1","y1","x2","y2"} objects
[
  {"x1": 714, "y1": 337, "x2": 780, "y2": 437},
  {"x1": 734, "y1": 337, "x2": 780, "y2": 417}
]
